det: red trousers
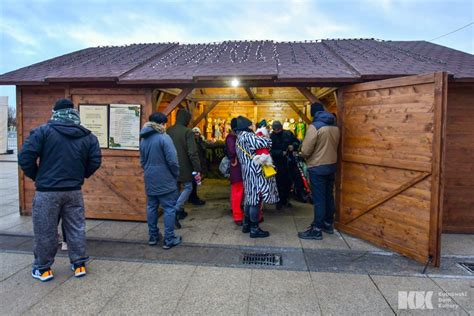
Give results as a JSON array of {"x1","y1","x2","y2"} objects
[
  {"x1": 231, "y1": 182, "x2": 244, "y2": 221},
  {"x1": 231, "y1": 182, "x2": 264, "y2": 222}
]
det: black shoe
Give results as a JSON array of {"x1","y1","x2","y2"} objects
[
  {"x1": 242, "y1": 216, "x2": 250, "y2": 233},
  {"x1": 250, "y1": 222, "x2": 270, "y2": 238},
  {"x1": 234, "y1": 220, "x2": 243, "y2": 226},
  {"x1": 177, "y1": 208, "x2": 188, "y2": 220},
  {"x1": 276, "y1": 203, "x2": 284, "y2": 210},
  {"x1": 322, "y1": 222, "x2": 334, "y2": 234},
  {"x1": 163, "y1": 236, "x2": 182, "y2": 250},
  {"x1": 175, "y1": 216, "x2": 182, "y2": 229},
  {"x1": 148, "y1": 233, "x2": 162, "y2": 246},
  {"x1": 191, "y1": 198, "x2": 206, "y2": 206},
  {"x1": 298, "y1": 226, "x2": 323, "y2": 240},
  {"x1": 286, "y1": 201, "x2": 293, "y2": 208}
]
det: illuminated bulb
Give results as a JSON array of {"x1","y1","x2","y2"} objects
[{"x1": 230, "y1": 78, "x2": 240, "y2": 87}]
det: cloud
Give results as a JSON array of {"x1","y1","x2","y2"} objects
[{"x1": 0, "y1": 19, "x2": 40, "y2": 47}]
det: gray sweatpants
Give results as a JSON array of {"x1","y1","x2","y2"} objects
[{"x1": 32, "y1": 190, "x2": 88, "y2": 270}]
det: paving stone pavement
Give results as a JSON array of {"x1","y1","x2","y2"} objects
[
  {"x1": 1, "y1": 159, "x2": 473, "y2": 315},
  {"x1": 0, "y1": 252, "x2": 471, "y2": 315}
]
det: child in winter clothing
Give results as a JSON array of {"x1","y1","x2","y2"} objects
[{"x1": 254, "y1": 120, "x2": 274, "y2": 168}]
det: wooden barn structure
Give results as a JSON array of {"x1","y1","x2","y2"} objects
[{"x1": 1, "y1": 39, "x2": 473, "y2": 266}]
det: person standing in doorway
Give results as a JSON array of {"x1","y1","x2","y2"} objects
[
  {"x1": 270, "y1": 120, "x2": 299, "y2": 210},
  {"x1": 18, "y1": 98, "x2": 101, "y2": 282},
  {"x1": 235, "y1": 116, "x2": 278, "y2": 238},
  {"x1": 298, "y1": 102, "x2": 340, "y2": 240},
  {"x1": 188, "y1": 127, "x2": 207, "y2": 206},
  {"x1": 225, "y1": 118, "x2": 244, "y2": 225},
  {"x1": 140, "y1": 112, "x2": 182, "y2": 249},
  {"x1": 167, "y1": 109, "x2": 202, "y2": 223}
]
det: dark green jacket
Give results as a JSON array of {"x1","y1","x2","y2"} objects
[{"x1": 167, "y1": 109, "x2": 201, "y2": 182}]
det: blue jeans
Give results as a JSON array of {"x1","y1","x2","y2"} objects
[
  {"x1": 308, "y1": 170, "x2": 336, "y2": 229},
  {"x1": 176, "y1": 181, "x2": 193, "y2": 210},
  {"x1": 146, "y1": 190, "x2": 178, "y2": 243}
]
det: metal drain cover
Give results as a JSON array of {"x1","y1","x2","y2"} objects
[
  {"x1": 458, "y1": 262, "x2": 474, "y2": 274},
  {"x1": 241, "y1": 252, "x2": 282, "y2": 266}
]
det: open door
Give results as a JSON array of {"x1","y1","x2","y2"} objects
[{"x1": 336, "y1": 72, "x2": 447, "y2": 266}]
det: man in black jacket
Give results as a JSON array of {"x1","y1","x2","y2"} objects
[
  {"x1": 18, "y1": 99, "x2": 101, "y2": 282},
  {"x1": 270, "y1": 120, "x2": 299, "y2": 210}
]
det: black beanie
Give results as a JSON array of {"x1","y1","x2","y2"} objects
[
  {"x1": 272, "y1": 120, "x2": 283, "y2": 130},
  {"x1": 310, "y1": 102, "x2": 325, "y2": 117},
  {"x1": 53, "y1": 98, "x2": 74, "y2": 111},
  {"x1": 149, "y1": 112, "x2": 168, "y2": 124},
  {"x1": 230, "y1": 118, "x2": 237, "y2": 130},
  {"x1": 235, "y1": 115, "x2": 253, "y2": 131}
]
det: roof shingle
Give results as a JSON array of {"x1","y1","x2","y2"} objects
[{"x1": 0, "y1": 39, "x2": 472, "y2": 85}]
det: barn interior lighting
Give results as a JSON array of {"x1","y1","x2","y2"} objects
[{"x1": 230, "y1": 78, "x2": 240, "y2": 87}]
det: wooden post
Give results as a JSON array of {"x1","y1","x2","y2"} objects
[
  {"x1": 297, "y1": 87, "x2": 322, "y2": 104},
  {"x1": 162, "y1": 87, "x2": 193, "y2": 115},
  {"x1": 287, "y1": 102, "x2": 311, "y2": 124},
  {"x1": 191, "y1": 101, "x2": 219, "y2": 127},
  {"x1": 16, "y1": 87, "x2": 25, "y2": 215}
]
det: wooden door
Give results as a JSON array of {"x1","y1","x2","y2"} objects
[{"x1": 336, "y1": 73, "x2": 447, "y2": 266}]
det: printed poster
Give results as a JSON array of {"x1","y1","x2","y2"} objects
[
  {"x1": 79, "y1": 104, "x2": 109, "y2": 148},
  {"x1": 109, "y1": 104, "x2": 141, "y2": 150}
]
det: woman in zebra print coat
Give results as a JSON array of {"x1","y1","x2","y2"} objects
[{"x1": 235, "y1": 116, "x2": 279, "y2": 238}]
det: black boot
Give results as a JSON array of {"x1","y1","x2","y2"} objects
[
  {"x1": 250, "y1": 222, "x2": 270, "y2": 238},
  {"x1": 242, "y1": 216, "x2": 250, "y2": 233}
]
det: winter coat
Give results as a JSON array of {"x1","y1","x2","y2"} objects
[
  {"x1": 225, "y1": 132, "x2": 243, "y2": 184},
  {"x1": 167, "y1": 110, "x2": 201, "y2": 182},
  {"x1": 18, "y1": 120, "x2": 101, "y2": 191},
  {"x1": 195, "y1": 137, "x2": 208, "y2": 175},
  {"x1": 270, "y1": 130, "x2": 299, "y2": 169},
  {"x1": 301, "y1": 111, "x2": 340, "y2": 175},
  {"x1": 236, "y1": 131, "x2": 279, "y2": 205},
  {"x1": 140, "y1": 122, "x2": 179, "y2": 196}
]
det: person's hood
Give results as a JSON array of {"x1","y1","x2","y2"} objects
[
  {"x1": 312, "y1": 111, "x2": 336, "y2": 129},
  {"x1": 48, "y1": 120, "x2": 91, "y2": 138},
  {"x1": 175, "y1": 109, "x2": 191, "y2": 126},
  {"x1": 140, "y1": 122, "x2": 166, "y2": 139}
]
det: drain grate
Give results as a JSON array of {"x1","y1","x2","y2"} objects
[
  {"x1": 458, "y1": 262, "x2": 474, "y2": 274},
  {"x1": 241, "y1": 252, "x2": 282, "y2": 266}
]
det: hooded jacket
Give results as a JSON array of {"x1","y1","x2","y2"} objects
[
  {"x1": 301, "y1": 111, "x2": 340, "y2": 175},
  {"x1": 140, "y1": 122, "x2": 179, "y2": 196},
  {"x1": 166, "y1": 109, "x2": 201, "y2": 182},
  {"x1": 18, "y1": 120, "x2": 102, "y2": 191}
]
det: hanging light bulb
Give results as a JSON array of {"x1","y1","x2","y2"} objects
[{"x1": 230, "y1": 78, "x2": 240, "y2": 87}]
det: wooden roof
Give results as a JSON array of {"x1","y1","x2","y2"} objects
[{"x1": 1, "y1": 39, "x2": 473, "y2": 85}]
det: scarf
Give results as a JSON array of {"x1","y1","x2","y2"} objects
[
  {"x1": 51, "y1": 108, "x2": 81, "y2": 125},
  {"x1": 144, "y1": 121, "x2": 166, "y2": 134}
]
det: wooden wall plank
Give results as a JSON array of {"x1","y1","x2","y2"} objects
[{"x1": 442, "y1": 82, "x2": 474, "y2": 233}]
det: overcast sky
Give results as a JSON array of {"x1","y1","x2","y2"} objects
[{"x1": 1, "y1": 0, "x2": 473, "y2": 106}]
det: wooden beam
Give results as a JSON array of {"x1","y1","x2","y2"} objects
[
  {"x1": 183, "y1": 96, "x2": 307, "y2": 102},
  {"x1": 317, "y1": 87, "x2": 338, "y2": 99},
  {"x1": 343, "y1": 172, "x2": 431, "y2": 225},
  {"x1": 155, "y1": 91, "x2": 164, "y2": 111},
  {"x1": 297, "y1": 87, "x2": 322, "y2": 104},
  {"x1": 287, "y1": 102, "x2": 311, "y2": 124},
  {"x1": 162, "y1": 88, "x2": 194, "y2": 115},
  {"x1": 244, "y1": 87, "x2": 258, "y2": 105},
  {"x1": 191, "y1": 101, "x2": 219, "y2": 127}
]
